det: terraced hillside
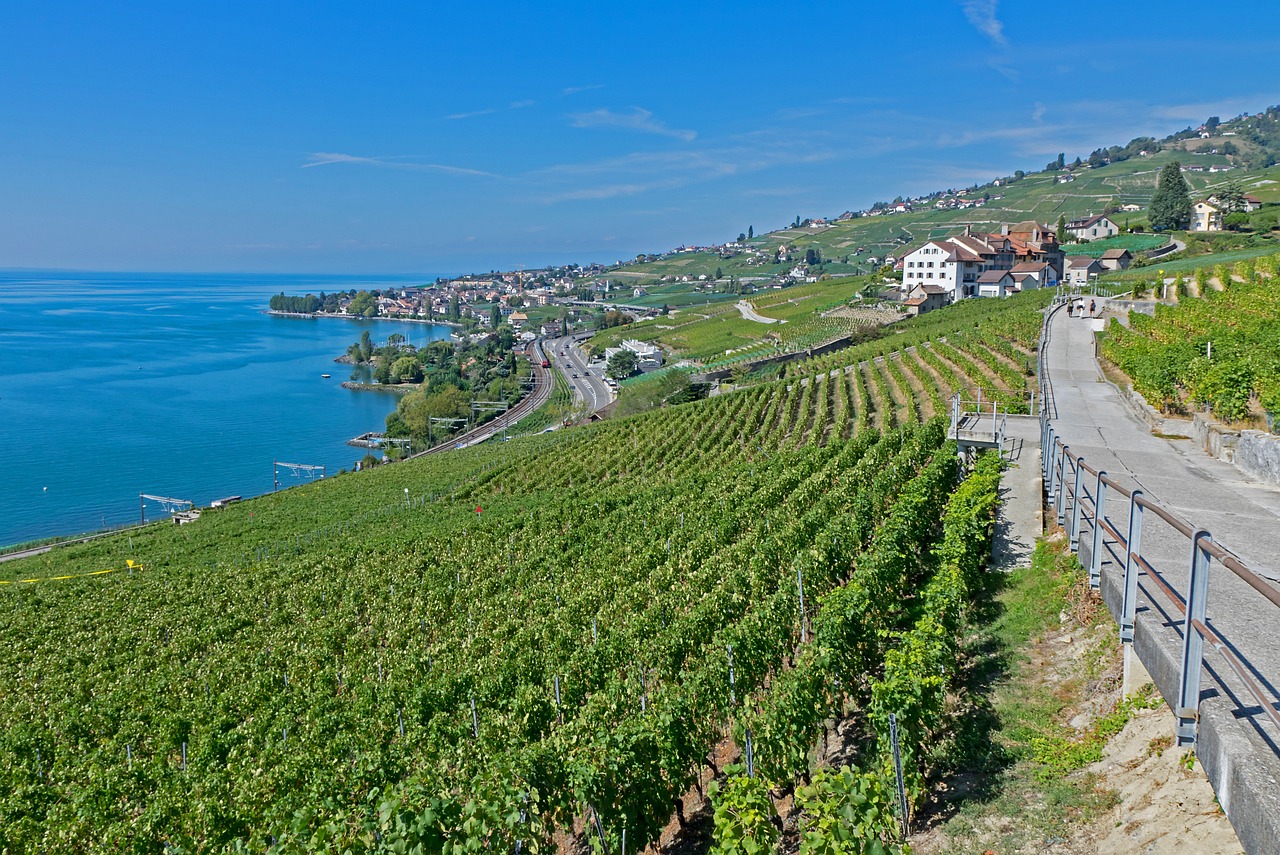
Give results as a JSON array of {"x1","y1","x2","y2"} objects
[{"x1": 0, "y1": 291, "x2": 1048, "y2": 853}]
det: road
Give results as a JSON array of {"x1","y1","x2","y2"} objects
[{"x1": 546, "y1": 334, "x2": 615, "y2": 413}]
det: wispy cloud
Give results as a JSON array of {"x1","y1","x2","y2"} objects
[
  {"x1": 961, "y1": 0, "x2": 1007, "y2": 46},
  {"x1": 1031, "y1": 102, "x2": 1046, "y2": 122},
  {"x1": 532, "y1": 137, "x2": 836, "y2": 203},
  {"x1": 569, "y1": 107, "x2": 697, "y2": 142},
  {"x1": 445, "y1": 108, "x2": 497, "y2": 121},
  {"x1": 561, "y1": 84, "x2": 604, "y2": 96},
  {"x1": 301, "y1": 152, "x2": 496, "y2": 177},
  {"x1": 509, "y1": 99, "x2": 536, "y2": 109}
]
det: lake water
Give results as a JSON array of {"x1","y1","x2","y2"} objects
[{"x1": 0, "y1": 271, "x2": 450, "y2": 547}]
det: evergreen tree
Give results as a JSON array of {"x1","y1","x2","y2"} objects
[
  {"x1": 1056, "y1": 214, "x2": 1067, "y2": 241},
  {"x1": 490, "y1": 304, "x2": 501, "y2": 328},
  {"x1": 1150, "y1": 161, "x2": 1193, "y2": 231},
  {"x1": 747, "y1": 225, "x2": 754, "y2": 240}
]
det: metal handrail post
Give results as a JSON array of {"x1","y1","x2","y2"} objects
[
  {"x1": 1089, "y1": 471, "x2": 1107, "y2": 590},
  {"x1": 1177, "y1": 530, "x2": 1213, "y2": 747},
  {"x1": 1070, "y1": 456, "x2": 1085, "y2": 550},
  {"x1": 1120, "y1": 490, "x2": 1143, "y2": 643},
  {"x1": 1044, "y1": 426, "x2": 1054, "y2": 489},
  {"x1": 1055, "y1": 445, "x2": 1068, "y2": 526}
]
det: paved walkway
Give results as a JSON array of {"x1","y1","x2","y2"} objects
[
  {"x1": 990, "y1": 415, "x2": 1042, "y2": 572},
  {"x1": 1043, "y1": 304, "x2": 1280, "y2": 854}
]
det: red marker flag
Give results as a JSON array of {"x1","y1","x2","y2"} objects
[{"x1": 475, "y1": 506, "x2": 483, "y2": 514}]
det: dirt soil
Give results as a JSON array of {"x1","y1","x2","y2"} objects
[{"x1": 911, "y1": 584, "x2": 1243, "y2": 855}]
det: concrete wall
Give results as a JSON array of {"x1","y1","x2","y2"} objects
[{"x1": 1234, "y1": 429, "x2": 1280, "y2": 487}]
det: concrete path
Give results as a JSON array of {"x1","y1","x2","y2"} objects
[
  {"x1": 1043, "y1": 304, "x2": 1280, "y2": 854},
  {"x1": 735, "y1": 300, "x2": 782, "y2": 324},
  {"x1": 990, "y1": 415, "x2": 1042, "y2": 572}
]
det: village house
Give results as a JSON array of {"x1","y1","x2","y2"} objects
[
  {"x1": 1065, "y1": 214, "x2": 1119, "y2": 241},
  {"x1": 899, "y1": 222, "x2": 1060, "y2": 302},
  {"x1": 976, "y1": 270, "x2": 1016, "y2": 298},
  {"x1": 1098, "y1": 248, "x2": 1134, "y2": 271},
  {"x1": 1009, "y1": 261, "x2": 1055, "y2": 290},
  {"x1": 1191, "y1": 200, "x2": 1222, "y2": 232},
  {"x1": 902, "y1": 283, "x2": 947, "y2": 317},
  {"x1": 1064, "y1": 255, "x2": 1104, "y2": 286}
]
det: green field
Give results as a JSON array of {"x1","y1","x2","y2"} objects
[
  {"x1": 588, "y1": 276, "x2": 887, "y2": 364},
  {"x1": 1060, "y1": 233, "x2": 1170, "y2": 256}
]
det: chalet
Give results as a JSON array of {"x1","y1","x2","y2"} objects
[
  {"x1": 1191, "y1": 201, "x2": 1222, "y2": 232},
  {"x1": 1064, "y1": 255, "x2": 1104, "y2": 286},
  {"x1": 1098, "y1": 248, "x2": 1133, "y2": 271},
  {"x1": 508, "y1": 311, "x2": 529, "y2": 326},
  {"x1": 1065, "y1": 214, "x2": 1119, "y2": 241}
]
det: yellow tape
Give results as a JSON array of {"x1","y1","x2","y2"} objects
[{"x1": 1, "y1": 566, "x2": 128, "y2": 586}]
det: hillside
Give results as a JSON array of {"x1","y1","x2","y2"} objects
[
  {"x1": 600, "y1": 107, "x2": 1280, "y2": 295},
  {"x1": 1, "y1": 290, "x2": 1050, "y2": 853}
]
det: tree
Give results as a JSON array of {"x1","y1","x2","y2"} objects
[
  {"x1": 359, "y1": 330, "x2": 373, "y2": 362},
  {"x1": 1216, "y1": 180, "x2": 1246, "y2": 213},
  {"x1": 715, "y1": 267, "x2": 724, "y2": 280},
  {"x1": 1206, "y1": 116, "x2": 1220, "y2": 132},
  {"x1": 1056, "y1": 214, "x2": 1067, "y2": 241},
  {"x1": 448, "y1": 294, "x2": 460, "y2": 321},
  {"x1": 1224, "y1": 212, "x2": 1251, "y2": 231},
  {"x1": 348, "y1": 290, "x2": 378, "y2": 318},
  {"x1": 606, "y1": 350, "x2": 639, "y2": 380},
  {"x1": 389, "y1": 356, "x2": 423, "y2": 384},
  {"x1": 747, "y1": 225, "x2": 754, "y2": 240},
  {"x1": 490, "y1": 304, "x2": 501, "y2": 328},
  {"x1": 1150, "y1": 161, "x2": 1193, "y2": 231}
]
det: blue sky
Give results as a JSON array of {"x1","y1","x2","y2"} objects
[{"x1": 2, "y1": 1, "x2": 1279, "y2": 275}]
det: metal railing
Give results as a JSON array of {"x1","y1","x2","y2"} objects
[
  {"x1": 949, "y1": 394, "x2": 1008, "y2": 457},
  {"x1": 1037, "y1": 298, "x2": 1280, "y2": 746}
]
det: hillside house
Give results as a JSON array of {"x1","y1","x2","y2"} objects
[
  {"x1": 1009, "y1": 261, "x2": 1055, "y2": 290},
  {"x1": 1098, "y1": 248, "x2": 1134, "y2": 271},
  {"x1": 1065, "y1": 214, "x2": 1119, "y2": 241},
  {"x1": 903, "y1": 283, "x2": 947, "y2": 316},
  {"x1": 976, "y1": 270, "x2": 1016, "y2": 298},
  {"x1": 900, "y1": 223, "x2": 1059, "y2": 302},
  {"x1": 1064, "y1": 255, "x2": 1104, "y2": 286},
  {"x1": 1191, "y1": 201, "x2": 1222, "y2": 232}
]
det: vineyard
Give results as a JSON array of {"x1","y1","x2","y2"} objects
[
  {"x1": 1, "y1": 291, "x2": 1049, "y2": 853},
  {"x1": 1099, "y1": 252, "x2": 1280, "y2": 424}
]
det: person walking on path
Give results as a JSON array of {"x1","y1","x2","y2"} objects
[{"x1": 1089, "y1": 299, "x2": 1096, "y2": 317}]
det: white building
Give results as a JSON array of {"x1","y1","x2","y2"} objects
[{"x1": 1065, "y1": 214, "x2": 1119, "y2": 241}]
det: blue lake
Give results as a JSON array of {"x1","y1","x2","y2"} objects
[{"x1": 0, "y1": 271, "x2": 450, "y2": 547}]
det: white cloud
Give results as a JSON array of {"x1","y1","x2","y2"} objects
[
  {"x1": 301, "y1": 153, "x2": 495, "y2": 177},
  {"x1": 445, "y1": 108, "x2": 497, "y2": 121},
  {"x1": 961, "y1": 0, "x2": 1007, "y2": 46},
  {"x1": 1032, "y1": 102, "x2": 1046, "y2": 122},
  {"x1": 569, "y1": 108, "x2": 697, "y2": 142},
  {"x1": 561, "y1": 84, "x2": 604, "y2": 96}
]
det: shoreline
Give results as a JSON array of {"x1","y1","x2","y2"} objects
[{"x1": 265, "y1": 309, "x2": 463, "y2": 329}]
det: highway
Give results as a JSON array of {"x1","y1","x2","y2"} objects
[{"x1": 545, "y1": 333, "x2": 615, "y2": 413}]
